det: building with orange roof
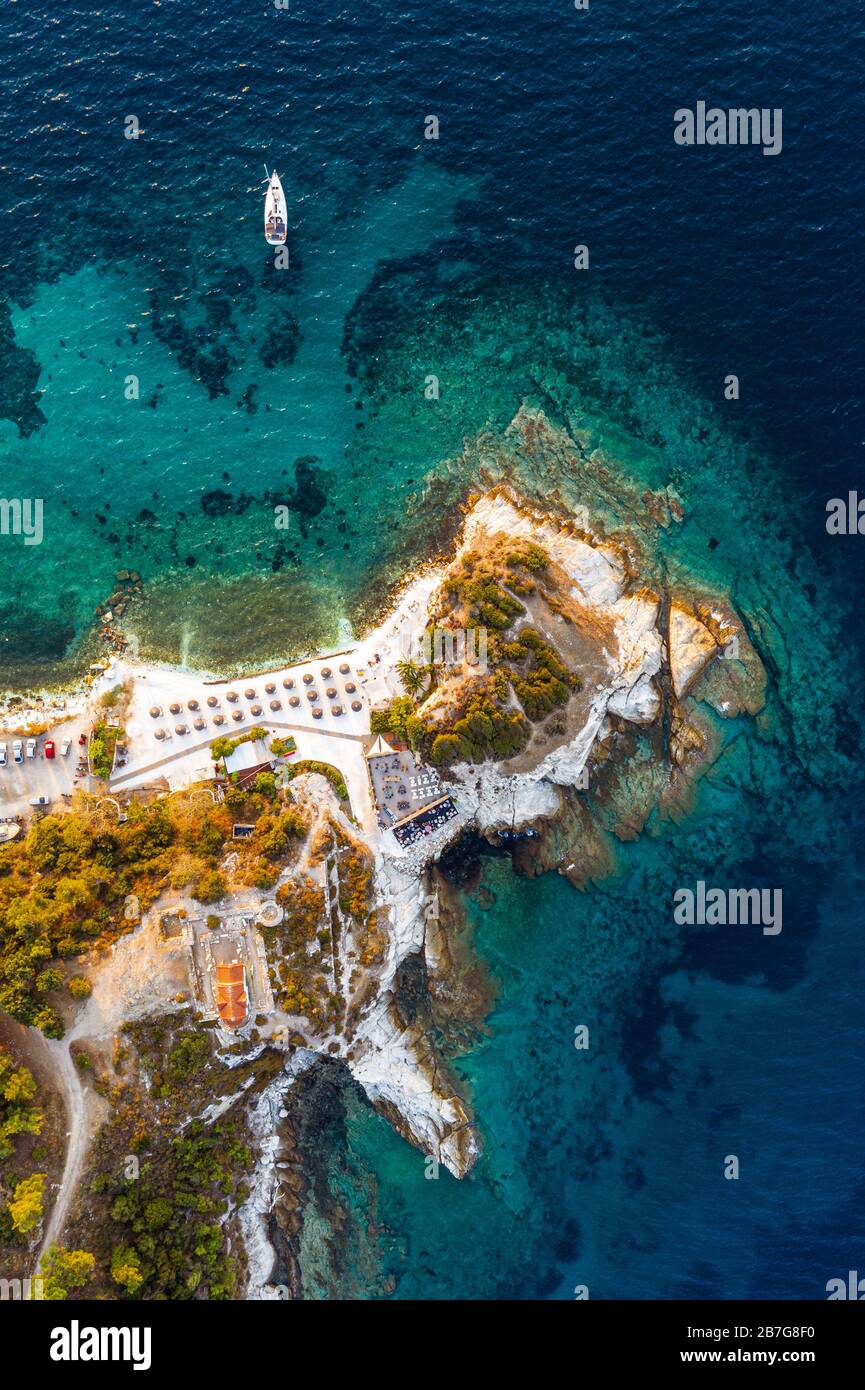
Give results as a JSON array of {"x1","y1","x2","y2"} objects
[{"x1": 214, "y1": 958, "x2": 248, "y2": 1029}]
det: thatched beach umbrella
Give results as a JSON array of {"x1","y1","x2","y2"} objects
[
  {"x1": 326, "y1": 687, "x2": 337, "y2": 699},
  {"x1": 302, "y1": 673, "x2": 313, "y2": 685},
  {"x1": 312, "y1": 707, "x2": 323, "y2": 720},
  {"x1": 169, "y1": 702, "x2": 181, "y2": 715},
  {"x1": 226, "y1": 690, "x2": 238, "y2": 702},
  {"x1": 154, "y1": 728, "x2": 166, "y2": 740},
  {"x1": 265, "y1": 682, "x2": 276, "y2": 694},
  {"x1": 175, "y1": 724, "x2": 188, "y2": 735},
  {"x1": 149, "y1": 705, "x2": 161, "y2": 718},
  {"x1": 193, "y1": 717, "x2": 205, "y2": 731},
  {"x1": 339, "y1": 663, "x2": 350, "y2": 675},
  {"x1": 232, "y1": 710, "x2": 244, "y2": 722},
  {"x1": 207, "y1": 695, "x2": 219, "y2": 708},
  {"x1": 250, "y1": 704, "x2": 262, "y2": 716},
  {"x1": 351, "y1": 701, "x2": 362, "y2": 712},
  {"x1": 283, "y1": 678, "x2": 294, "y2": 690},
  {"x1": 344, "y1": 682, "x2": 356, "y2": 693},
  {"x1": 321, "y1": 667, "x2": 332, "y2": 678},
  {"x1": 213, "y1": 714, "x2": 225, "y2": 726},
  {"x1": 187, "y1": 699, "x2": 199, "y2": 711},
  {"x1": 245, "y1": 688, "x2": 256, "y2": 699},
  {"x1": 332, "y1": 705, "x2": 343, "y2": 717},
  {"x1": 269, "y1": 700, "x2": 281, "y2": 711},
  {"x1": 289, "y1": 696, "x2": 300, "y2": 708},
  {"x1": 307, "y1": 691, "x2": 318, "y2": 702}
]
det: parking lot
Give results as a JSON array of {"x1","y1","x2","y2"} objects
[{"x1": 0, "y1": 713, "x2": 91, "y2": 819}]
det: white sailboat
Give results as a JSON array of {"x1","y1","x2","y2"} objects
[{"x1": 263, "y1": 167, "x2": 287, "y2": 246}]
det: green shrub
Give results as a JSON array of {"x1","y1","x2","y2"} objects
[
  {"x1": 370, "y1": 696, "x2": 415, "y2": 742},
  {"x1": 89, "y1": 723, "x2": 122, "y2": 779},
  {"x1": 194, "y1": 869, "x2": 226, "y2": 904},
  {"x1": 405, "y1": 714, "x2": 425, "y2": 751},
  {"x1": 166, "y1": 1032, "x2": 211, "y2": 1087},
  {"x1": 430, "y1": 734, "x2": 462, "y2": 766}
]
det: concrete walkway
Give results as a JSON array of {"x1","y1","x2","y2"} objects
[
  {"x1": 111, "y1": 720, "x2": 367, "y2": 786},
  {"x1": 111, "y1": 721, "x2": 375, "y2": 832}
]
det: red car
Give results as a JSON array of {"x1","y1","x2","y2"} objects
[
  {"x1": 44, "y1": 740, "x2": 55, "y2": 759},
  {"x1": 78, "y1": 733, "x2": 87, "y2": 746}
]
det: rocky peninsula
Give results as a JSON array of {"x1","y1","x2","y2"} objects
[{"x1": 0, "y1": 410, "x2": 767, "y2": 1298}]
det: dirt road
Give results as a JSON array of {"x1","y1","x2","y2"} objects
[{"x1": 32, "y1": 1034, "x2": 87, "y2": 1272}]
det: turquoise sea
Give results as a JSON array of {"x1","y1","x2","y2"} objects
[{"x1": 1, "y1": 0, "x2": 862, "y2": 1298}]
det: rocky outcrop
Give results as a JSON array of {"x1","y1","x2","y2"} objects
[
  {"x1": 350, "y1": 991, "x2": 480, "y2": 1177},
  {"x1": 668, "y1": 601, "x2": 720, "y2": 698},
  {"x1": 341, "y1": 479, "x2": 766, "y2": 1180},
  {"x1": 344, "y1": 845, "x2": 482, "y2": 1177}
]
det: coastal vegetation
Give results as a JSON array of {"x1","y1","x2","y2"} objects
[
  {"x1": 88, "y1": 721, "x2": 123, "y2": 779},
  {"x1": 0, "y1": 1047, "x2": 42, "y2": 1164},
  {"x1": 88, "y1": 683, "x2": 133, "y2": 778},
  {"x1": 264, "y1": 815, "x2": 377, "y2": 1032},
  {"x1": 429, "y1": 688, "x2": 529, "y2": 766},
  {"x1": 8, "y1": 1170, "x2": 45, "y2": 1234},
  {"x1": 371, "y1": 695, "x2": 417, "y2": 745},
  {"x1": 269, "y1": 876, "x2": 330, "y2": 1024},
  {"x1": 375, "y1": 539, "x2": 581, "y2": 766},
  {"x1": 0, "y1": 1044, "x2": 47, "y2": 1252},
  {"x1": 39, "y1": 1245, "x2": 96, "y2": 1300},
  {"x1": 98, "y1": 1112, "x2": 248, "y2": 1298},
  {"x1": 64, "y1": 1013, "x2": 283, "y2": 1299},
  {"x1": 396, "y1": 657, "x2": 425, "y2": 695},
  {"x1": 0, "y1": 782, "x2": 312, "y2": 1034},
  {"x1": 210, "y1": 726, "x2": 268, "y2": 762}
]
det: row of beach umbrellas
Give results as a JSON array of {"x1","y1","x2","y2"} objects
[{"x1": 148, "y1": 670, "x2": 364, "y2": 737}]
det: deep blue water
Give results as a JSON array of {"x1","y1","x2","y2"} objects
[
  {"x1": 2, "y1": 0, "x2": 861, "y2": 489},
  {"x1": 1, "y1": 0, "x2": 863, "y2": 1299}
]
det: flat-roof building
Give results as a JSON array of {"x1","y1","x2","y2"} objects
[{"x1": 224, "y1": 738, "x2": 274, "y2": 791}]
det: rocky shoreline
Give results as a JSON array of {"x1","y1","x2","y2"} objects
[
  {"x1": 232, "y1": 437, "x2": 767, "y2": 1290},
  {"x1": 3, "y1": 412, "x2": 768, "y2": 1295},
  {"x1": 337, "y1": 467, "x2": 764, "y2": 1176}
]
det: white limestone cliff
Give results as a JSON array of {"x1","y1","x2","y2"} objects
[{"x1": 343, "y1": 488, "x2": 735, "y2": 1180}]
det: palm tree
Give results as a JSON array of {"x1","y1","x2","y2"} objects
[{"x1": 396, "y1": 658, "x2": 424, "y2": 696}]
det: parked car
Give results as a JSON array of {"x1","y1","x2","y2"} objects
[
  {"x1": 0, "y1": 743, "x2": 6, "y2": 766},
  {"x1": 78, "y1": 733, "x2": 87, "y2": 746},
  {"x1": 25, "y1": 738, "x2": 36, "y2": 758},
  {"x1": 44, "y1": 739, "x2": 55, "y2": 759},
  {"x1": 13, "y1": 741, "x2": 23, "y2": 762},
  {"x1": 29, "y1": 796, "x2": 49, "y2": 807},
  {"x1": 60, "y1": 738, "x2": 71, "y2": 757}
]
